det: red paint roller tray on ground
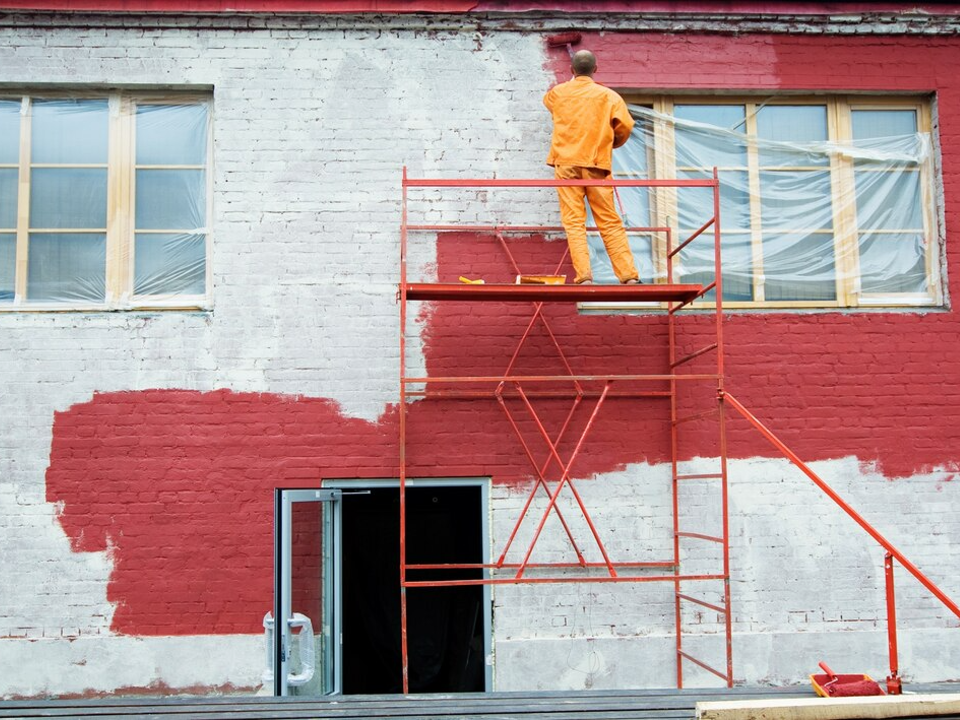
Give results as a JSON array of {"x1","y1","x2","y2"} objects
[{"x1": 811, "y1": 661, "x2": 885, "y2": 697}]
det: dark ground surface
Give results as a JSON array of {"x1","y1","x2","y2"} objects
[{"x1": 2, "y1": 684, "x2": 960, "y2": 720}]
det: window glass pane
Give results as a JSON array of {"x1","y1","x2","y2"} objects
[
  {"x1": 136, "y1": 104, "x2": 208, "y2": 165},
  {"x1": 756, "y1": 105, "x2": 829, "y2": 167},
  {"x1": 31, "y1": 99, "x2": 108, "y2": 164},
  {"x1": 678, "y1": 169, "x2": 750, "y2": 231},
  {"x1": 854, "y1": 170, "x2": 922, "y2": 230},
  {"x1": 0, "y1": 100, "x2": 20, "y2": 164},
  {"x1": 588, "y1": 233, "x2": 653, "y2": 284},
  {"x1": 762, "y1": 234, "x2": 837, "y2": 301},
  {"x1": 27, "y1": 233, "x2": 105, "y2": 302},
  {"x1": 760, "y1": 170, "x2": 833, "y2": 229},
  {"x1": 135, "y1": 233, "x2": 205, "y2": 296},
  {"x1": 859, "y1": 233, "x2": 927, "y2": 294},
  {"x1": 680, "y1": 232, "x2": 752, "y2": 302},
  {"x1": 0, "y1": 234, "x2": 14, "y2": 302},
  {"x1": 0, "y1": 168, "x2": 17, "y2": 228},
  {"x1": 852, "y1": 109, "x2": 917, "y2": 139},
  {"x1": 136, "y1": 169, "x2": 206, "y2": 230},
  {"x1": 674, "y1": 105, "x2": 747, "y2": 168},
  {"x1": 30, "y1": 168, "x2": 107, "y2": 229}
]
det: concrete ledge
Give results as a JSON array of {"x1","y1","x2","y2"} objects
[{"x1": 697, "y1": 693, "x2": 960, "y2": 720}]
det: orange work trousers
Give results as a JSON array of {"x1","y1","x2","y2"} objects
[{"x1": 554, "y1": 165, "x2": 638, "y2": 284}]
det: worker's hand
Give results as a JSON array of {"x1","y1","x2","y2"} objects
[{"x1": 612, "y1": 119, "x2": 631, "y2": 149}]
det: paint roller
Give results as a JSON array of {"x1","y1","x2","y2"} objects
[{"x1": 546, "y1": 32, "x2": 582, "y2": 58}]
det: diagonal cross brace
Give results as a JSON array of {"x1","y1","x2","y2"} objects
[
  {"x1": 512, "y1": 381, "x2": 618, "y2": 579},
  {"x1": 495, "y1": 391, "x2": 587, "y2": 568}
]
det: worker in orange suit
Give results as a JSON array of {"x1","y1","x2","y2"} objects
[{"x1": 544, "y1": 50, "x2": 640, "y2": 285}]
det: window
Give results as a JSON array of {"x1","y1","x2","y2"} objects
[
  {"x1": 0, "y1": 93, "x2": 210, "y2": 310},
  {"x1": 589, "y1": 96, "x2": 940, "y2": 308}
]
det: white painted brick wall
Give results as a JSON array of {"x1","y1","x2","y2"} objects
[
  {"x1": 493, "y1": 457, "x2": 960, "y2": 689},
  {"x1": 0, "y1": 12, "x2": 958, "y2": 698}
]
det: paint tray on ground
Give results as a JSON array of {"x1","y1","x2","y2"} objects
[{"x1": 811, "y1": 672, "x2": 885, "y2": 698}]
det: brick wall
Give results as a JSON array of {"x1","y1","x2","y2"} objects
[{"x1": 0, "y1": 12, "x2": 958, "y2": 697}]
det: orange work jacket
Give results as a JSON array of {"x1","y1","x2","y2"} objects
[{"x1": 543, "y1": 76, "x2": 635, "y2": 171}]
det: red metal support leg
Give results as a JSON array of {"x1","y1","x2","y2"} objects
[{"x1": 885, "y1": 552, "x2": 902, "y2": 695}]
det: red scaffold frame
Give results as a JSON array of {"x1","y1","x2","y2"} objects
[
  {"x1": 395, "y1": 168, "x2": 960, "y2": 696},
  {"x1": 398, "y1": 168, "x2": 733, "y2": 693}
]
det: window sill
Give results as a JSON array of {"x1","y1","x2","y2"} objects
[{"x1": 0, "y1": 297, "x2": 212, "y2": 313}]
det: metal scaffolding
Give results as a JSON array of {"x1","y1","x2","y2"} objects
[
  {"x1": 395, "y1": 168, "x2": 960, "y2": 695},
  {"x1": 398, "y1": 169, "x2": 732, "y2": 693}
]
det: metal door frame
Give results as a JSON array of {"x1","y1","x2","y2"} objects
[
  {"x1": 324, "y1": 477, "x2": 493, "y2": 693},
  {"x1": 273, "y1": 488, "x2": 342, "y2": 697}
]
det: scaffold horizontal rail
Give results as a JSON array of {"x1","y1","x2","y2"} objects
[
  {"x1": 403, "y1": 282, "x2": 703, "y2": 303},
  {"x1": 403, "y1": 177, "x2": 719, "y2": 188},
  {"x1": 676, "y1": 473, "x2": 724, "y2": 481},
  {"x1": 407, "y1": 224, "x2": 671, "y2": 234},
  {"x1": 402, "y1": 373, "x2": 720, "y2": 384},
  {"x1": 405, "y1": 389, "x2": 674, "y2": 399},
  {"x1": 406, "y1": 561, "x2": 675, "y2": 570},
  {"x1": 402, "y1": 573, "x2": 728, "y2": 588}
]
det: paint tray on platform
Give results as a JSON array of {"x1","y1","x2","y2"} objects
[{"x1": 516, "y1": 274, "x2": 566, "y2": 285}]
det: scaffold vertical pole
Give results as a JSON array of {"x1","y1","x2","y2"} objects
[
  {"x1": 714, "y1": 167, "x2": 733, "y2": 687},
  {"x1": 399, "y1": 166, "x2": 410, "y2": 695},
  {"x1": 668, "y1": 220, "x2": 683, "y2": 689},
  {"x1": 885, "y1": 553, "x2": 902, "y2": 695}
]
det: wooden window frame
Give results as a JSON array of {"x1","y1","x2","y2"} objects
[
  {"x1": 608, "y1": 94, "x2": 942, "y2": 311},
  {"x1": 0, "y1": 91, "x2": 213, "y2": 312}
]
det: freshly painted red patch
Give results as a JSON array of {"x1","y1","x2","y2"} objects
[{"x1": 48, "y1": 32, "x2": 960, "y2": 636}]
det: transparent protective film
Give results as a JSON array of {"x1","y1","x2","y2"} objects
[
  {"x1": 1, "y1": 97, "x2": 209, "y2": 307},
  {"x1": 27, "y1": 100, "x2": 108, "y2": 304},
  {"x1": 590, "y1": 103, "x2": 936, "y2": 305},
  {"x1": 0, "y1": 101, "x2": 16, "y2": 304},
  {"x1": 133, "y1": 104, "x2": 208, "y2": 299},
  {"x1": 0, "y1": 234, "x2": 14, "y2": 302}
]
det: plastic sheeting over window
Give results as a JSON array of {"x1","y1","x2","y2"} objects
[
  {"x1": 587, "y1": 101, "x2": 939, "y2": 307},
  {"x1": 134, "y1": 104, "x2": 208, "y2": 298},
  {"x1": 0, "y1": 95, "x2": 209, "y2": 309}
]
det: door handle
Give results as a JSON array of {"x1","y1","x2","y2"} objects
[
  {"x1": 286, "y1": 613, "x2": 316, "y2": 686},
  {"x1": 262, "y1": 612, "x2": 316, "y2": 687}
]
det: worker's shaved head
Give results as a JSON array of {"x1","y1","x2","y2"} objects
[{"x1": 571, "y1": 50, "x2": 597, "y2": 76}]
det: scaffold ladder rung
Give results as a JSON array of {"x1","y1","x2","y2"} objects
[
  {"x1": 676, "y1": 473, "x2": 723, "y2": 481},
  {"x1": 671, "y1": 343, "x2": 719, "y2": 368},
  {"x1": 677, "y1": 593, "x2": 727, "y2": 614},
  {"x1": 673, "y1": 408, "x2": 720, "y2": 426},
  {"x1": 677, "y1": 532, "x2": 725, "y2": 544}
]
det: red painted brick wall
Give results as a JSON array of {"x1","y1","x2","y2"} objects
[{"x1": 47, "y1": 32, "x2": 960, "y2": 636}]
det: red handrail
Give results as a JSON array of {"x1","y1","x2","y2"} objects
[{"x1": 723, "y1": 390, "x2": 960, "y2": 621}]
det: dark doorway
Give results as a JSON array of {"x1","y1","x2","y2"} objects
[{"x1": 340, "y1": 485, "x2": 486, "y2": 694}]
